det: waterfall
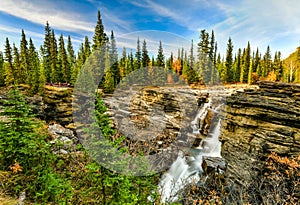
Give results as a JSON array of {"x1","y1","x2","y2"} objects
[{"x1": 158, "y1": 97, "x2": 223, "y2": 204}]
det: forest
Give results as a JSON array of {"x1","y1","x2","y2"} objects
[
  {"x1": 0, "y1": 9, "x2": 300, "y2": 205},
  {"x1": 1, "y1": 10, "x2": 300, "y2": 95}
]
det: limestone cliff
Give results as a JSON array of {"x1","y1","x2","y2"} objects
[{"x1": 220, "y1": 81, "x2": 300, "y2": 186}]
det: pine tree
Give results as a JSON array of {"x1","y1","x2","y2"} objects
[
  {"x1": 189, "y1": 40, "x2": 195, "y2": 69},
  {"x1": 120, "y1": 47, "x2": 127, "y2": 79},
  {"x1": 134, "y1": 37, "x2": 142, "y2": 70},
  {"x1": 156, "y1": 41, "x2": 165, "y2": 67},
  {"x1": 273, "y1": 51, "x2": 283, "y2": 81},
  {"x1": 71, "y1": 44, "x2": 85, "y2": 84},
  {"x1": 253, "y1": 48, "x2": 260, "y2": 73},
  {"x1": 13, "y1": 44, "x2": 21, "y2": 84},
  {"x1": 50, "y1": 30, "x2": 58, "y2": 82},
  {"x1": 67, "y1": 35, "x2": 75, "y2": 84},
  {"x1": 84, "y1": 36, "x2": 91, "y2": 60},
  {"x1": 109, "y1": 31, "x2": 120, "y2": 86},
  {"x1": 20, "y1": 30, "x2": 29, "y2": 84},
  {"x1": 0, "y1": 52, "x2": 4, "y2": 86},
  {"x1": 43, "y1": 22, "x2": 52, "y2": 82},
  {"x1": 244, "y1": 42, "x2": 251, "y2": 81},
  {"x1": 58, "y1": 34, "x2": 69, "y2": 82},
  {"x1": 224, "y1": 37, "x2": 233, "y2": 83},
  {"x1": 4, "y1": 38, "x2": 14, "y2": 85},
  {"x1": 104, "y1": 47, "x2": 114, "y2": 93},
  {"x1": 92, "y1": 10, "x2": 108, "y2": 51},
  {"x1": 233, "y1": 48, "x2": 242, "y2": 82},
  {"x1": 198, "y1": 29, "x2": 210, "y2": 84},
  {"x1": 39, "y1": 46, "x2": 46, "y2": 94},
  {"x1": 142, "y1": 40, "x2": 150, "y2": 68},
  {"x1": 166, "y1": 52, "x2": 173, "y2": 70},
  {"x1": 262, "y1": 45, "x2": 272, "y2": 77},
  {"x1": 28, "y1": 38, "x2": 40, "y2": 93}
]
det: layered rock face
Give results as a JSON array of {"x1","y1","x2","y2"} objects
[
  {"x1": 221, "y1": 81, "x2": 300, "y2": 186},
  {"x1": 103, "y1": 87, "x2": 206, "y2": 158},
  {"x1": 29, "y1": 86, "x2": 73, "y2": 126}
]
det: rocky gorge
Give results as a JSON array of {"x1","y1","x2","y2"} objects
[{"x1": 2, "y1": 81, "x2": 299, "y2": 202}]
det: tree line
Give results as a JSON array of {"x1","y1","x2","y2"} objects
[{"x1": 0, "y1": 9, "x2": 298, "y2": 95}]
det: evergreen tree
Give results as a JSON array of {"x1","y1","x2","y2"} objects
[
  {"x1": 166, "y1": 52, "x2": 173, "y2": 70},
  {"x1": 189, "y1": 40, "x2": 195, "y2": 69},
  {"x1": 224, "y1": 37, "x2": 233, "y2": 83},
  {"x1": 141, "y1": 40, "x2": 150, "y2": 68},
  {"x1": 253, "y1": 48, "x2": 260, "y2": 73},
  {"x1": 120, "y1": 47, "x2": 127, "y2": 79},
  {"x1": 13, "y1": 44, "x2": 21, "y2": 84},
  {"x1": 104, "y1": 47, "x2": 114, "y2": 93},
  {"x1": 67, "y1": 35, "x2": 75, "y2": 84},
  {"x1": 43, "y1": 22, "x2": 52, "y2": 82},
  {"x1": 245, "y1": 42, "x2": 251, "y2": 81},
  {"x1": 134, "y1": 37, "x2": 142, "y2": 70},
  {"x1": 71, "y1": 44, "x2": 85, "y2": 84},
  {"x1": 58, "y1": 34, "x2": 69, "y2": 82},
  {"x1": 262, "y1": 45, "x2": 272, "y2": 77},
  {"x1": 4, "y1": 38, "x2": 14, "y2": 85},
  {"x1": 273, "y1": 51, "x2": 283, "y2": 81},
  {"x1": 28, "y1": 38, "x2": 40, "y2": 93},
  {"x1": 233, "y1": 48, "x2": 242, "y2": 82},
  {"x1": 84, "y1": 36, "x2": 91, "y2": 60},
  {"x1": 156, "y1": 41, "x2": 165, "y2": 67},
  {"x1": 92, "y1": 10, "x2": 108, "y2": 51},
  {"x1": 128, "y1": 50, "x2": 134, "y2": 74},
  {"x1": 20, "y1": 30, "x2": 28, "y2": 83},
  {"x1": 50, "y1": 29, "x2": 58, "y2": 82},
  {"x1": 198, "y1": 29, "x2": 210, "y2": 84},
  {"x1": 109, "y1": 31, "x2": 120, "y2": 86},
  {"x1": 39, "y1": 46, "x2": 46, "y2": 93},
  {"x1": 0, "y1": 52, "x2": 4, "y2": 86}
]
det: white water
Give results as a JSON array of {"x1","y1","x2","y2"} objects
[{"x1": 158, "y1": 97, "x2": 223, "y2": 203}]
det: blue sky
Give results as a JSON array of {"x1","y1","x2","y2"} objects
[{"x1": 0, "y1": 0, "x2": 300, "y2": 58}]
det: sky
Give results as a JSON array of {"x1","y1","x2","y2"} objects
[{"x1": 0, "y1": 0, "x2": 300, "y2": 59}]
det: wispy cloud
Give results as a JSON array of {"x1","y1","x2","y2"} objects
[{"x1": 0, "y1": 0, "x2": 94, "y2": 32}]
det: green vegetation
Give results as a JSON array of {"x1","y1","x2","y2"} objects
[{"x1": 0, "y1": 87, "x2": 158, "y2": 204}]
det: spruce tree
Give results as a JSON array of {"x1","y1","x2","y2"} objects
[
  {"x1": 58, "y1": 34, "x2": 69, "y2": 82},
  {"x1": 28, "y1": 38, "x2": 40, "y2": 93},
  {"x1": 104, "y1": 47, "x2": 114, "y2": 93},
  {"x1": 92, "y1": 10, "x2": 108, "y2": 51},
  {"x1": 84, "y1": 36, "x2": 91, "y2": 60},
  {"x1": 50, "y1": 30, "x2": 58, "y2": 83},
  {"x1": 4, "y1": 38, "x2": 15, "y2": 85},
  {"x1": 224, "y1": 37, "x2": 233, "y2": 83},
  {"x1": 134, "y1": 37, "x2": 142, "y2": 70},
  {"x1": 120, "y1": 47, "x2": 127, "y2": 79},
  {"x1": 262, "y1": 45, "x2": 272, "y2": 77},
  {"x1": 189, "y1": 41, "x2": 195, "y2": 69},
  {"x1": 0, "y1": 52, "x2": 4, "y2": 86},
  {"x1": 20, "y1": 30, "x2": 29, "y2": 84},
  {"x1": 43, "y1": 22, "x2": 52, "y2": 82},
  {"x1": 67, "y1": 35, "x2": 75, "y2": 84},
  {"x1": 156, "y1": 41, "x2": 165, "y2": 67},
  {"x1": 142, "y1": 39, "x2": 150, "y2": 67},
  {"x1": 273, "y1": 51, "x2": 283, "y2": 81},
  {"x1": 13, "y1": 44, "x2": 21, "y2": 84},
  {"x1": 248, "y1": 59, "x2": 253, "y2": 84},
  {"x1": 233, "y1": 48, "x2": 242, "y2": 82},
  {"x1": 109, "y1": 31, "x2": 120, "y2": 86},
  {"x1": 198, "y1": 29, "x2": 210, "y2": 84}
]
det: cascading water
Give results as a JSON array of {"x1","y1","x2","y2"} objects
[{"x1": 158, "y1": 96, "x2": 224, "y2": 204}]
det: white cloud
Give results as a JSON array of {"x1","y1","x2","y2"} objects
[{"x1": 0, "y1": 0, "x2": 94, "y2": 32}]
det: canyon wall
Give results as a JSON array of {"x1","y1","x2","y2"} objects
[{"x1": 220, "y1": 81, "x2": 300, "y2": 186}]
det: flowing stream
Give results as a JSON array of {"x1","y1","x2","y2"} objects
[{"x1": 158, "y1": 96, "x2": 223, "y2": 203}]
